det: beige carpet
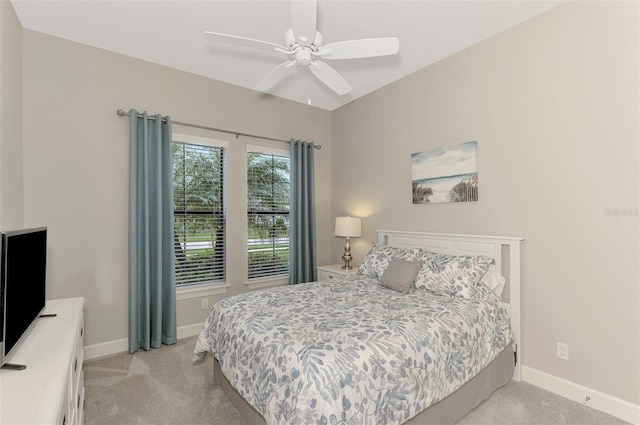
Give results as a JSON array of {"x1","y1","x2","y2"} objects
[
  {"x1": 84, "y1": 337, "x2": 245, "y2": 425},
  {"x1": 84, "y1": 336, "x2": 631, "y2": 425}
]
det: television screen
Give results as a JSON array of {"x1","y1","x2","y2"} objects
[{"x1": 1, "y1": 227, "x2": 47, "y2": 366}]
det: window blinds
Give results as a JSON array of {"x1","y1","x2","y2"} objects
[
  {"x1": 247, "y1": 151, "x2": 290, "y2": 279},
  {"x1": 173, "y1": 142, "x2": 225, "y2": 285}
]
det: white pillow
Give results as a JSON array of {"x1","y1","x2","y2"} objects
[{"x1": 480, "y1": 264, "x2": 506, "y2": 297}]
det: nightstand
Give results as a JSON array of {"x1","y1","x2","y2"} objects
[{"x1": 317, "y1": 264, "x2": 358, "y2": 280}]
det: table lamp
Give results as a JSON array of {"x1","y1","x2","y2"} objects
[{"x1": 335, "y1": 216, "x2": 362, "y2": 269}]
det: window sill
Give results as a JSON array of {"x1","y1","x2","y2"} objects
[
  {"x1": 245, "y1": 275, "x2": 288, "y2": 290},
  {"x1": 176, "y1": 282, "x2": 232, "y2": 300}
]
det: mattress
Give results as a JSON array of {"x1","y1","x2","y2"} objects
[
  {"x1": 213, "y1": 345, "x2": 514, "y2": 425},
  {"x1": 193, "y1": 274, "x2": 514, "y2": 425}
]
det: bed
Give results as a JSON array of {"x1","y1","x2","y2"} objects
[{"x1": 193, "y1": 230, "x2": 523, "y2": 424}]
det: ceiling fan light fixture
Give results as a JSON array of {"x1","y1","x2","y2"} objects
[{"x1": 203, "y1": 0, "x2": 399, "y2": 97}]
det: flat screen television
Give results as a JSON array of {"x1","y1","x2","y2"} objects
[{"x1": 0, "y1": 227, "x2": 47, "y2": 369}]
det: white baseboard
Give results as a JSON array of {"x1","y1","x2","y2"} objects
[
  {"x1": 522, "y1": 366, "x2": 640, "y2": 425},
  {"x1": 177, "y1": 322, "x2": 204, "y2": 339},
  {"x1": 84, "y1": 337, "x2": 127, "y2": 360},
  {"x1": 84, "y1": 322, "x2": 203, "y2": 360}
]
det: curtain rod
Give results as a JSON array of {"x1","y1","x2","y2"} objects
[{"x1": 116, "y1": 109, "x2": 321, "y2": 150}]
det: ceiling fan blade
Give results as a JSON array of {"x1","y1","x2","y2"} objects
[
  {"x1": 255, "y1": 61, "x2": 297, "y2": 92},
  {"x1": 203, "y1": 31, "x2": 289, "y2": 53},
  {"x1": 320, "y1": 37, "x2": 400, "y2": 60},
  {"x1": 291, "y1": 0, "x2": 317, "y2": 44},
  {"x1": 309, "y1": 60, "x2": 352, "y2": 95}
]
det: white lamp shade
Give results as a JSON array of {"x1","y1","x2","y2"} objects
[{"x1": 335, "y1": 217, "x2": 361, "y2": 237}]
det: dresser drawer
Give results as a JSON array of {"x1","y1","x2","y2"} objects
[{"x1": 318, "y1": 269, "x2": 337, "y2": 280}]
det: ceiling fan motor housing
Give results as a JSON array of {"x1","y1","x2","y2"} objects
[
  {"x1": 295, "y1": 49, "x2": 312, "y2": 65},
  {"x1": 286, "y1": 28, "x2": 322, "y2": 49},
  {"x1": 285, "y1": 28, "x2": 324, "y2": 66}
]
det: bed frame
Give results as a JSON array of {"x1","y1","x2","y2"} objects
[
  {"x1": 214, "y1": 230, "x2": 524, "y2": 424},
  {"x1": 377, "y1": 230, "x2": 523, "y2": 381}
]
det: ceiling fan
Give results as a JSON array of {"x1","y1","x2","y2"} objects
[{"x1": 203, "y1": 0, "x2": 399, "y2": 96}]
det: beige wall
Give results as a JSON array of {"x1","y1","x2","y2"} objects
[
  {"x1": 0, "y1": 0, "x2": 23, "y2": 230},
  {"x1": 21, "y1": 30, "x2": 332, "y2": 346},
  {"x1": 12, "y1": 0, "x2": 640, "y2": 410},
  {"x1": 332, "y1": 1, "x2": 639, "y2": 405}
]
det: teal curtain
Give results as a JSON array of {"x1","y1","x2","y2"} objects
[
  {"x1": 128, "y1": 109, "x2": 177, "y2": 353},
  {"x1": 289, "y1": 140, "x2": 317, "y2": 284}
]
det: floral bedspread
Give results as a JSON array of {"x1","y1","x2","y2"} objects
[{"x1": 193, "y1": 275, "x2": 514, "y2": 425}]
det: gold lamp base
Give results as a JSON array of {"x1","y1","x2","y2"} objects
[{"x1": 341, "y1": 236, "x2": 353, "y2": 269}]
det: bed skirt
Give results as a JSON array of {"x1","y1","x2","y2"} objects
[{"x1": 213, "y1": 345, "x2": 515, "y2": 425}]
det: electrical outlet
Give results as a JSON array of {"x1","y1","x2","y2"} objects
[
  {"x1": 201, "y1": 298, "x2": 209, "y2": 310},
  {"x1": 556, "y1": 342, "x2": 569, "y2": 360}
]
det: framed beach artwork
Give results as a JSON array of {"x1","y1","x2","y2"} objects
[{"x1": 411, "y1": 141, "x2": 478, "y2": 204}]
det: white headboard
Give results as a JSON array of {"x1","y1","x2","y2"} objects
[{"x1": 377, "y1": 230, "x2": 524, "y2": 382}]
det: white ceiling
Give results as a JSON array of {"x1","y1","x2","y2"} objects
[{"x1": 11, "y1": 0, "x2": 563, "y2": 111}]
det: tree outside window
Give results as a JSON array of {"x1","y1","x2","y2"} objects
[{"x1": 247, "y1": 151, "x2": 290, "y2": 279}]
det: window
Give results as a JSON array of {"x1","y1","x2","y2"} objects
[
  {"x1": 173, "y1": 136, "x2": 226, "y2": 286},
  {"x1": 247, "y1": 146, "x2": 290, "y2": 280}
]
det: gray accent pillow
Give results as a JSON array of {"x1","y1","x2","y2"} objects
[{"x1": 380, "y1": 258, "x2": 423, "y2": 294}]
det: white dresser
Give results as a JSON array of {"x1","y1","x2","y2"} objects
[{"x1": 0, "y1": 297, "x2": 85, "y2": 425}]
